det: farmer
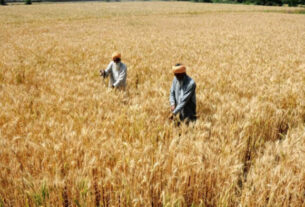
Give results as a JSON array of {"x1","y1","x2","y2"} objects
[
  {"x1": 169, "y1": 64, "x2": 196, "y2": 123},
  {"x1": 100, "y1": 52, "x2": 127, "y2": 89}
]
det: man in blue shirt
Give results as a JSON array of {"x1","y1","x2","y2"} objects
[{"x1": 169, "y1": 64, "x2": 196, "y2": 123}]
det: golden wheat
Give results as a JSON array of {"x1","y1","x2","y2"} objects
[{"x1": 0, "y1": 2, "x2": 305, "y2": 206}]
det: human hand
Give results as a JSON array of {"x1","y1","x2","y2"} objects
[
  {"x1": 100, "y1": 70, "x2": 105, "y2": 78},
  {"x1": 171, "y1": 105, "x2": 175, "y2": 112}
]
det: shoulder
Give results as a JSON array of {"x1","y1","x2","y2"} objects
[
  {"x1": 172, "y1": 77, "x2": 177, "y2": 84},
  {"x1": 187, "y1": 76, "x2": 196, "y2": 87},
  {"x1": 121, "y1": 62, "x2": 127, "y2": 70},
  {"x1": 108, "y1": 61, "x2": 114, "y2": 67}
]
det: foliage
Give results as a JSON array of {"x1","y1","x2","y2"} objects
[
  {"x1": 209, "y1": 0, "x2": 304, "y2": 6},
  {"x1": 282, "y1": 0, "x2": 300, "y2": 6}
]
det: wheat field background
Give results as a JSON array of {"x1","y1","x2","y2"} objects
[{"x1": 1, "y1": 2, "x2": 305, "y2": 206}]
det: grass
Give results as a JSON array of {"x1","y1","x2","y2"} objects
[{"x1": 0, "y1": 2, "x2": 305, "y2": 206}]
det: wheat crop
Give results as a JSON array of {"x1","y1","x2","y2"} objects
[{"x1": 0, "y1": 2, "x2": 305, "y2": 206}]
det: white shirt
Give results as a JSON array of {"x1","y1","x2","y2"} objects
[
  {"x1": 112, "y1": 63, "x2": 120, "y2": 81},
  {"x1": 104, "y1": 61, "x2": 127, "y2": 88}
]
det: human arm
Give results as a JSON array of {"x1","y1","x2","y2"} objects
[
  {"x1": 169, "y1": 79, "x2": 176, "y2": 110},
  {"x1": 101, "y1": 62, "x2": 113, "y2": 78}
]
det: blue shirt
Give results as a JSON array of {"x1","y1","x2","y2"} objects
[{"x1": 170, "y1": 75, "x2": 196, "y2": 121}]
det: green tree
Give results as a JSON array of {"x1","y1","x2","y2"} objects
[
  {"x1": 0, "y1": 0, "x2": 6, "y2": 6},
  {"x1": 252, "y1": 0, "x2": 283, "y2": 6},
  {"x1": 25, "y1": 0, "x2": 32, "y2": 4},
  {"x1": 282, "y1": 0, "x2": 297, "y2": 6}
]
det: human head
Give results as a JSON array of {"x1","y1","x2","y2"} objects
[
  {"x1": 112, "y1": 52, "x2": 121, "y2": 63},
  {"x1": 172, "y1": 63, "x2": 186, "y2": 81}
]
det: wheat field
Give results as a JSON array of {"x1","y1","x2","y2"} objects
[{"x1": 1, "y1": 2, "x2": 305, "y2": 206}]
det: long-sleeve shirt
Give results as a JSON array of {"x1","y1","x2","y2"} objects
[
  {"x1": 104, "y1": 61, "x2": 127, "y2": 88},
  {"x1": 170, "y1": 75, "x2": 196, "y2": 121}
]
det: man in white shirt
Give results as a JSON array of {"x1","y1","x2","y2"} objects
[{"x1": 100, "y1": 52, "x2": 127, "y2": 89}]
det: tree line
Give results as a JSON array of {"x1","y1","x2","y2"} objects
[
  {"x1": 1, "y1": 0, "x2": 305, "y2": 7},
  {"x1": 1, "y1": 0, "x2": 120, "y2": 5},
  {"x1": 178, "y1": 0, "x2": 305, "y2": 7}
]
